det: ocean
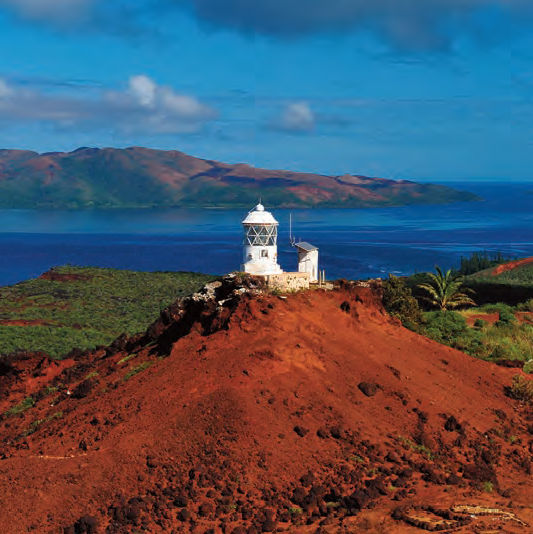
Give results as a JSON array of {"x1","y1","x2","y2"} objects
[{"x1": 0, "y1": 182, "x2": 532, "y2": 286}]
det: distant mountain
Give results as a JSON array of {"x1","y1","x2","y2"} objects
[{"x1": 0, "y1": 146, "x2": 478, "y2": 209}]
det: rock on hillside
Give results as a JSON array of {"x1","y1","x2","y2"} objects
[
  {"x1": 0, "y1": 146, "x2": 478, "y2": 208},
  {"x1": 0, "y1": 275, "x2": 530, "y2": 533}
]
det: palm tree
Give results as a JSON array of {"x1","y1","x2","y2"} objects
[{"x1": 417, "y1": 266, "x2": 475, "y2": 311}]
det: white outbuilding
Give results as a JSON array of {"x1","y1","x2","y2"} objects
[
  {"x1": 241, "y1": 203, "x2": 283, "y2": 275},
  {"x1": 296, "y1": 241, "x2": 319, "y2": 282}
]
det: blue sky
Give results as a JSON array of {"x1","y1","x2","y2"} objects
[{"x1": 0, "y1": 0, "x2": 531, "y2": 181}]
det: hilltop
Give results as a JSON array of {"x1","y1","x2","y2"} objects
[
  {"x1": 0, "y1": 275, "x2": 530, "y2": 533},
  {"x1": 0, "y1": 146, "x2": 477, "y2": 209},
  {"x1": 468, "y1": 256, "x2": 533, "y2": 286},
  {"x1": 462, "y1": 256, "x2": 533, "y2": 305}
]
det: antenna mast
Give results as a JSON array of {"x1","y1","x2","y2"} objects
[{"x1": 289, "y1": 212, "x2": 296, "y2": 247}]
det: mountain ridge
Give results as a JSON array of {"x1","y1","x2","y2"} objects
[{"x1": 0, "y1": 146, "x2": 478, "y2": 209}]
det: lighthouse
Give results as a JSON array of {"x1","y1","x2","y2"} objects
[{"x1": 241, "y1": 203, "x2": 283, "y2": 275}]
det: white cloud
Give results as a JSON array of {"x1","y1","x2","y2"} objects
[
  {"x1": 0, "y1": 0, "x2": 94, "y2": 21},
  {"x1": 129, "y1": 74, "x2": 157, "y2": 107},
  {"x1": 277, "y1": 102, "x2": 315, "y2": 133},
  {"x1": 0, "y1": 75, "x2": 217, "y2": 134},
  {"x1": 0, "y1": 79, "x2": 12, "y2": 98},
  {"x1": 105, "y1": 75, "x2": 216, "y2": 133}
]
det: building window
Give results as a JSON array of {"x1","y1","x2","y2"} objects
[
  {"x1": 246, "y1": 225, "x2": 277, "y2": 246},
  {"x1": 261, "y1": 249, "x2": 269, "y2": 258}
]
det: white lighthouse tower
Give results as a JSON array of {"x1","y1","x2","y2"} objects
[{"x1": 241, "y1": 203, "x2": 283, "y2": 275}]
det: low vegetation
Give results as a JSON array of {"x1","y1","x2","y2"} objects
[
  {"x1": 381, "y1": 275, "x2": 422, "y2": 329},
  {"x1": 0, "y1": 266, "x2": 215, "y2": 359},
  {"x1": 506, "y1": 375, "x2": 533, "y2": 403},
  {"x1": 4, "y1": 397, "x2": 34, "y2": 418},
  {"x1": 383, "y1": 256, "x2": 533, "y2": 371},
  {"x1": 124, "y1": 361, "x2": 153, "y2": 381}
]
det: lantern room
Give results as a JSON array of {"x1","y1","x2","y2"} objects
[{"x1": 241, "y1": 203, "x2": 283, "y2": 275}]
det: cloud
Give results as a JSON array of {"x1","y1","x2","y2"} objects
[
  {"x1": 129, "y1": 74, "x2": 157, "y2": 107},
  {"x1": 0, "y1": 79, "x2": 12, "y2": 98},
  {"x1": 199, "y1": 1, "x2": 528, "y2": 46},
  {"x1": 0, "y1": 0, "x2": 94, "y2": 22},
  {"x1": 0, "y1": 75, "x2": 217, "y2": 134},
  {"x1": 271, "y1": 102, "x2": 315, "y2": 133},
  {"x1": 1, "y1": 1, "x2": 532, "y2": 50},
  {"x1": 105, "y1": 75, "x2": 216, "y2": 133},
  {"x1": 172, "y1": 0, "x2": 533, "y2": 50}
]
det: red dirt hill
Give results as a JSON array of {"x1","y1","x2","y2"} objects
[
  {"x1": 491, "y1": 256, "x2": 533, "y2": 276},
  {"x1": 0, "y1": 276, "x2": 531, "y2": 533}
]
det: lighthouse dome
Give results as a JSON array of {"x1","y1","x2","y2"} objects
[{"x1": 242, "y1": 203, "x2": 279, "y2": 225}]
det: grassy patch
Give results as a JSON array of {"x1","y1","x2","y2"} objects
[
  {"x1": 84, "y1": 371, "x2": 99, "y2": 380},
  {"x1": 469, "y1": 262, "x2": 533, "y2": 287},
  {"x1": 124, "y1": 361, "x2": 153, "y2": 381},
  {"x1": 419, "y1": 308, "x2": 533, "y2": 363},
  {"x1": 22, "y1": 411, "x2": 63, "y2": 437},
  {"x1": 118, "y1": 353, "x2": 136, "y2": 365},
  {"x1": 398, "y1": 436, "x2": 434, "y2": 460},
  {"x1": 4, "y1": 396, "x2": 35, "y2": 417},
  {"x1": 0, "y1": 266, "x2": 215, "y2": 359}
]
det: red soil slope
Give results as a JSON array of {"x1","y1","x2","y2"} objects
[
  {"x1": 491, "y1": 256, "x2": 533, "y2": 276},
  {"x1": 0, "y1": 277, "x2": 531, "y2": 533}
]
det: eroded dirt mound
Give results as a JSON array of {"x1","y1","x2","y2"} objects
[{"x1": 0, "y1": 275, "x2": 531, "y2": 533}]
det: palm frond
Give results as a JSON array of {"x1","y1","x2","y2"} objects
[{"x1": 418, "y1": 265, "x2": 476, "y2": 310}]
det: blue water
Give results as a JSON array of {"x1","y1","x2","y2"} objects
[{"x1": 0, "y1": 182, "x2": 532, "y2": 286}]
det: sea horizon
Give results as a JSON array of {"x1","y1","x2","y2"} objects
[{"x1": 0, "y1": 181, "x2": 531, "y2": 287}]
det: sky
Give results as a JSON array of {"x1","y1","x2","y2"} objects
[{"x1": 0, "y1": 0, "x2": 531, "y2": 181}]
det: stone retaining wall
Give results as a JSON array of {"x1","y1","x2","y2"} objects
[{"x1": 264, "y1": 272, "x2": 310, "y2": 292}]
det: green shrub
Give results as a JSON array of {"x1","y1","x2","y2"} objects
[
  {"x1": 489, "y1": 341, "x2": 524, "y2": 361},
  {"x1": 423, "y1": 311, "x2": 468, "y2": 343},
  {"x1": 478, "y1": 303, "x2": 513, "y2": 315},
  {"x1": 523, "y1": 360, "x2": 533, "y2": 374},
  {"x1": 516, "y1": 299, "x2": 533, "y2": 312},
  {"x1": 382, "y1": 275, "x2": 422, "y2": 329},
  {"x1": 473, "y1": 318, "x2": 487, "y2": 329},
  {"x1": 288, "y1": 507, "x2": 303, "y2": 515},
  {"x1": 422, "y1": 311, "x2": 483, "y2": 356},
  {"x1": 506, "y1": 375, "x2": 533, "y2": 403},
  {"x1": 496, "y1": 309, "x2": 516, "y2": 326},
  {"x1": 482, "y1": 481, "x2": 494, "y2": 493}
]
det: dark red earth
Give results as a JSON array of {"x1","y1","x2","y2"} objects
[{"x1": 0, "y1": 276, "x2": 531, "y2": 533}]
